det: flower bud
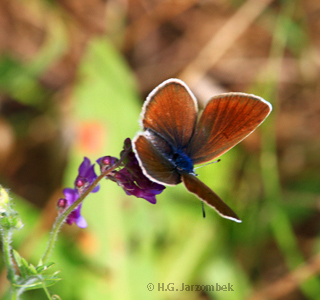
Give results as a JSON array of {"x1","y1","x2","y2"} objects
[
  {"x1": 0, "y1": 186, "x2": 23, "y2": 230},
  {"x1": 0, "y1": 185, "x2": 10, "y2": 213},
  {"x1": 97, "y1": 156, "x2": 119, "y2": 173},
  {"x1": 57, "y1": 198, "x2": 67, "y2": 209}
]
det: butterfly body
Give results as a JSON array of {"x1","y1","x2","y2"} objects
[
  {"x1": 133, "y1": 79, "x2": 272, "y2": 222},
  {"x1": 148, "y1": 129, "x2": 194, "y2": 174},
  {"x1": 171, "y1": 148, "x2": 194, "y2": 174}
]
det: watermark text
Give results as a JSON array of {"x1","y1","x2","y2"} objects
[{"x1": 146, "y1": 282, "x2": 234, "y2": 292}]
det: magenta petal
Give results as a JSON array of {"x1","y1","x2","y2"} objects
[
  {"x1": 75, "y1": 157, "x2": 100, "y2": 193},
  {"x1": 75, "y1": 215, "x2": 87, "y2": 228},
  {"x1": 63, "y1": 188, "x2": 78, "y2": 205},
  {"x1": 63, "y1": 188, "x2": 88, "y2": 228},
  {"x1": 92, "y1": 185, "x2": 100, "y2": 193},
  {"x1": 78, "y1": 157, "x2": 91, "y2": 176}
]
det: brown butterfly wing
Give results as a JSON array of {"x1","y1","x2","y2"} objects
[
  {"x1": 181, "y1": 173, "x2": 241, "y2": 222},
  {"x1": 187, "y1": 93, "x2": 272, "y2": 165},
  {"x1": 133, "y1": 133, "x2": 181, "y2": 185},
  {"x1": 141, "y1": 79, "x2": 198, "y2": 149}
]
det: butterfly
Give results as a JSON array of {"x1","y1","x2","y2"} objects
[{"x1": 132, "y1": 79, "x2": 272, "y2": 222}]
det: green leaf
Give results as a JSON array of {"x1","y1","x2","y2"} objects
[
  {"x1": 36, "y1": 262, "x2": 55, "y2": 274},
  {"x1": 21, "y1": 257, "x2": 29, "y2": 269},
  {"x1": 12, "y1": 273, "x2": 62, "y2": 291},
  {"x1": 27, "y1": 264, "x2": 38, "y2": 276},
  {"x1": 12, "y1": 249, "x2": 22, "y2": 266},
  {"x1": 12, "y1": 250, "x2": 27, "y2": 279}
]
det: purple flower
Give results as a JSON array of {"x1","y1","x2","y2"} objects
[
  {"x1": 58, "y1": 139, "x2": 165, "y2": 229},
  {"x1": 75, "y1": 157, "x2": 99, "y2": 193},
  {"x1": 62, "y1": 188, "x2": 87, "y2": 228},
  {"x1": 100, "y1": 139, "x2": 165, "y2": 204},
  {"x1": 58, "y1": 157, "x2": 100, "y2": 228}
]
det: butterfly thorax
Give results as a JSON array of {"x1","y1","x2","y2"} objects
[
  {"x1": 171, "y1": 147, "x2": 194, "y2": 174},
  {"x1": 144, "y1": 128, "x2": 195, "y2": 176}
]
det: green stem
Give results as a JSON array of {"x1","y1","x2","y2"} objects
[
  {"x1": 10, "y1": 289, "x2": 18, "y2": 300},
  {"x1": 42, "y1": 282, "x2": 53, "y2": 300},
  {"x1": 41, "y1": 149, "x2": 130, "y2": 265},
  {"x1": 0, "y1": 229, "x2": 19, "y2": 299},
  {"x1": 1, "y1": 230, "x2": 16, "y2": 283}
]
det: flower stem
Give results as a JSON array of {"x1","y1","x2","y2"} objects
[
  {"x1": 1, "y1": 229, "x2": 20, "y2": 298},
  {"x1": 42, "y1": 282, "x2": 53, "y2": 300},
  {"x1": 1, "y1": 230, "x2": 15, "y2": 282},
  {"x1": 40, "y1": 149, "x2": 130, "y2": 265}
]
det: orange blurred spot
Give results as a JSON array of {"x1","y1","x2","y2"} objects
[
  {"x1": 78, "y1": 230, "x2": 100, "y2": 255},
  {"x1": 78, "y1": 121, "x2": 106, "y2": 154}
]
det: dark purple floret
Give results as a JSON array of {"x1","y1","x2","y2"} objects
[
  {"x1": 62, "y1": 188, "x2": 87, "y2": 228},
  {"x1": 104, "y1": 139, "x2": 165, "y2": 204}
]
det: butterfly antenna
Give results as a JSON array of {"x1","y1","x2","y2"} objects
[
  {"x1": 194, "y1": 159, "x2": 221, "y2": 170},
  {"x1": 202, "y1": 201, "x2": 206, "y2": 218}
]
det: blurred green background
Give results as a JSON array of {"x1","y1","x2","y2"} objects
[{"x1": 1, "y1": 0, "x2": 320, "y2": 299}]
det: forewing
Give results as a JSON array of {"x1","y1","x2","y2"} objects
[
  {"x1": 181, "y1": 173, "x2": 241, "y2": 222},
  {"x1": 187, "y1": 93, "x2": 272, "y2": 164},
  {"x1": 132, "y1": 133, "x2": 181, "y2": 185},
  {"x1": 141, "y1": 78, "x2": 198, "y2": 149}
]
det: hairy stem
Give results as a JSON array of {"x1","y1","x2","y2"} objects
[{"x1": 41, "y1": 149, "x2": 130, "y2": 265}]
